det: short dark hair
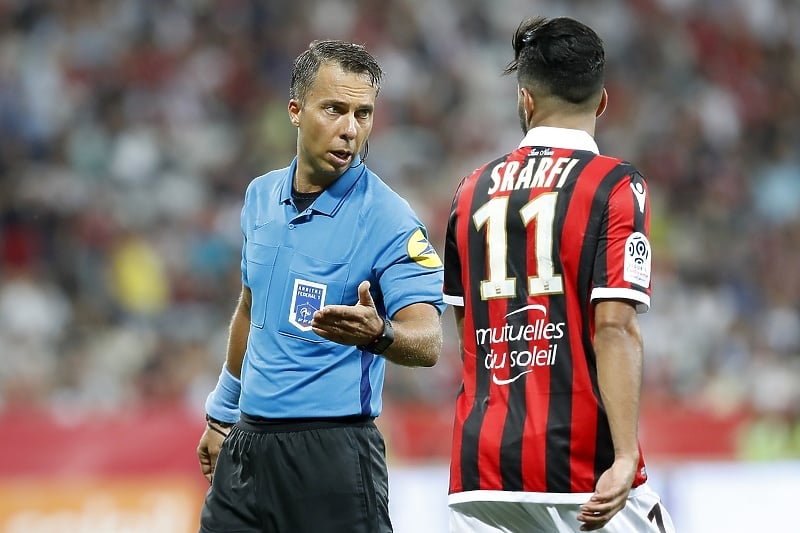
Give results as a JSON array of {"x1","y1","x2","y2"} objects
[
  {"x1": 504, "y1": 17, "x2": 605, "y2": 106},
  {"x1": 290, "y1": 40, "x2": 384, "y2": 102}
]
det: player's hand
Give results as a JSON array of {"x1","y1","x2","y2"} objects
[
  {"x1": 197, "y1": 423, "x2": 230, "y2": 484},
  {"x1": 311, "y1": 280, "x2": 383, "y2": 346},
  {"x1": 576, "y1": 456, "x2": 637, "y2": 531}
]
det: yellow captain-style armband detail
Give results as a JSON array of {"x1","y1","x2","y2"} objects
[{"x1": 407, "y1": 228, "x2": 442, "y2": 268}]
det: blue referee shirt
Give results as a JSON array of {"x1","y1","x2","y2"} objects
[{"x1": 239, "y1": 157, "x2": 445, "y2": 419}]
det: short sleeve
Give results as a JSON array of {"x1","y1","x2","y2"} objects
[
  {"x1": 590, "y1": 171, "x2": 652, "y2": 313},
  {"x1": 443, "y1": 186, "x2": 464, "y2": 307}
]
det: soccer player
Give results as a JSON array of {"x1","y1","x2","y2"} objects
[
  {"x1": 442, "y1": 17, "x2": 675, "y2": 532},
  {"x1": 196, "y1": 40, "x2": 445, "y2": 533}
]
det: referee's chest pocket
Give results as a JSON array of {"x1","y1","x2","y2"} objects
[
  {"x1": 245, "y1": 242, "x2": 278, "y2": 328},
  {"x1": 278, "y1": 252, "x2": 350, "y2": 343}
]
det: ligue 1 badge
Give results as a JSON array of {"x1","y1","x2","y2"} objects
[
  {"x1": 623, "y1": 232, "x2": 651, "y2": 287},
  {"x1": 289, "y1": 279, "x2": 327, "y2": 331}
]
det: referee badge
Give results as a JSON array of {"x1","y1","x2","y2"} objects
[
  {"x1": 407, "y1": 228, "x2": 442, "y2": 268},
  {"x1": 289, "y1": 279, "x2": 327, "y2": 331}
]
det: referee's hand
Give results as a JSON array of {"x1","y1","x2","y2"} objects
[
  {"x1": 197, "y1": 423, "x2": 230, "y2": 484},
  {"x1": 311, "y1": 280, "x2": 382, "y2": 346}
]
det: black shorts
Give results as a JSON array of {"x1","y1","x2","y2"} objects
[{"x1": 199, "y1": 413, "x2": 392, "y2": 533}]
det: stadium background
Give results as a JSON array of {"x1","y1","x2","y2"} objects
[{"x1": 0, "y1": 0, "x2": 798, "y2": 531}]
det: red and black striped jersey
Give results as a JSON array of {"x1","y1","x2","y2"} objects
[{"x1": 443, "y1": 127, "x2": 651, "y2": 498}]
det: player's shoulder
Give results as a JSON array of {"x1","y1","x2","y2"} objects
[
  {"x1": 458, "y1": 154, "x2": 506, "y2": 187},
  {"x1": 574, "y1": 153, "x2": 646, "y2": 193},
  {"x1": 595, "y1": 153, "x2": 643, "y2": 177},
  {"x1": 448, "y1": 151, "x2": 516, "y2": 203}
]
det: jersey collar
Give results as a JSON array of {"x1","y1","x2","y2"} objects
[
  {"x1": 518, "y1": 126, "x2": 599, "y2": 154},
  {"x1": 280, "y1": 157, "x2": 366, "y2": 216}
]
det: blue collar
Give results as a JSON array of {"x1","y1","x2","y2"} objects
[{"x1": 279, "y1": 157, "x2": 367, "y2": 216}]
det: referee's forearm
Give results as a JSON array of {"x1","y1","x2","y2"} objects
[
  {"x1": 382, "y1": 318, "x2": 442, "y2": 367},
  {"x1": 225, "y1": 286, "x2": 252, "y2": 378}
]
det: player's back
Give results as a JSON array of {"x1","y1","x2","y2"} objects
[{"x1": 444, "y1": 135, "x2": 651, "y2": 496}]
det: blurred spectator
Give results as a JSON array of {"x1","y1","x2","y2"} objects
[{"x1": 0, "y1": 0, "x2": 798, "y2": 460}]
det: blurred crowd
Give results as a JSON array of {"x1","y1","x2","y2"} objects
[{"x1": 1, "y1": 0, "x2": 799, "y2": 458}]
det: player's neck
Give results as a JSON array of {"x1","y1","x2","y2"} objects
[{"x1": 529, "y1": 112, "x2": 596, "y2": 137}]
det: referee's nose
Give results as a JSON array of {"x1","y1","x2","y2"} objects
[{"x1": 342, "y1": 112, "x2": 360, "y2": 141}]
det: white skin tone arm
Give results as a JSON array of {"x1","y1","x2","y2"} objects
[
  {"x1": 312, "y1": 280, "x2": 442, "y2": 367},
  {"x1": 196, "y1": 285, "x2": 251, "y2": 483},
  {"x1": 222, "y1": 285, "x2": 252, "y2": 378}
]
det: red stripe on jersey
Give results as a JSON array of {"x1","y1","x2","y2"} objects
[
  {"x1": 520, "y1": 306, "x2": 550, "y2": 492},
  {"x1": 477, "y1": 296, "x2": 509, "y2": 490},
  {"x1": 561, "y1": 156, "x2": 621, "y2": 492},
  {"x1": 449, "y1": 391, "x2": 471, "y2": 494},
  {"x1": 448, "y1": 169, "x2": 482, "y2": 495}
]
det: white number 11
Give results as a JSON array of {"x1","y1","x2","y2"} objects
[{"x1": 472, "y1": 193, "x2": 564, "y2": 300}]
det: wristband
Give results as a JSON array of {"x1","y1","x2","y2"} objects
[{"x1": 204, "y1": 364, "x2": 241, "y2": 424}]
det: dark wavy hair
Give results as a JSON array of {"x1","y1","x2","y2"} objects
[
  {"x1": 504, "y1": 17, "x2": 605, "y2": 106},
  {"x1": 290, "y1": 40, "x2": 384, "y2": 102}
]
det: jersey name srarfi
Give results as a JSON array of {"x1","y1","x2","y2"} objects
[{"x1": 487, "y1": 154, "x2": 580, "y2": 194}]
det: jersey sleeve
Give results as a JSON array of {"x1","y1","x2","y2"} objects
[
  {"x1": 590, "y1": 170, "x2": 652, "y2": 313},
  {"x1": 442, "y1": 179, "x2": 465, "y2": 307},
  {"x1": 240, "y1": 181, "x2": 254, "y2": 288},
  {"x1": 370, "y1": 198, "x2": 446, "y2": 318}
]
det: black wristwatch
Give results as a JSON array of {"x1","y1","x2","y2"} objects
[{"x1": 358, "y1": 317, "x2": 394, "y2": 355}]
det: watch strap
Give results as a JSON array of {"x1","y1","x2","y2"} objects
[{"x1": 358, "y1": 317, "x2": 394, "y2": 354}]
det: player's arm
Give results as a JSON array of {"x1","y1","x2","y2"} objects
[
  {"x1": 578, "y1": 299, "x2": 642, "y2": 531},
  {"x1": 311, "y1": 280, "x2": 442, "y2": 367},
  {"x1": 197, "y1": 284, "x2": 251, "y2": 483}
]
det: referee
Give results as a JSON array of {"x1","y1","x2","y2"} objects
[{"x1": 196, "y1": 40, "x2": 445, "y2": 533}]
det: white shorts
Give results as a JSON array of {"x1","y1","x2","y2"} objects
[{"x1": 448, "y1": 483, "x2": 675, "y2": 533}]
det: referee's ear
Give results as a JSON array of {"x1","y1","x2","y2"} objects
[
  {"x1": 595, "y1": 88, "x2": 608, "y2": 118},
  {"x1": 288, "y1": 99, "x2": 301, "y2": 128}
]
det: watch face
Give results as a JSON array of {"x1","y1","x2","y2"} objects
[{"x1": 371, "y1": 335, "x2": 393, "y2": 354}]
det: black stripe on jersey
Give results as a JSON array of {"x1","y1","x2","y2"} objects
[
  {"x1": 443, "y1": 177, "x2": 469, "y2": 299},
  {"x1": 543, "y1": 154, "x2": 595, "y2": 492},
  {"x1": 589, "y1": 163, "x2": 638, "y2": 483},
  {"x1": 630, "y1": 171, "x2": 647, "y2": 231},
  {"x1": 498, "y1": 188, "x2": 535, "y2": 491},
  {"x1": 591, "y1": 164, "x2": 637, "y2": 290}
]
